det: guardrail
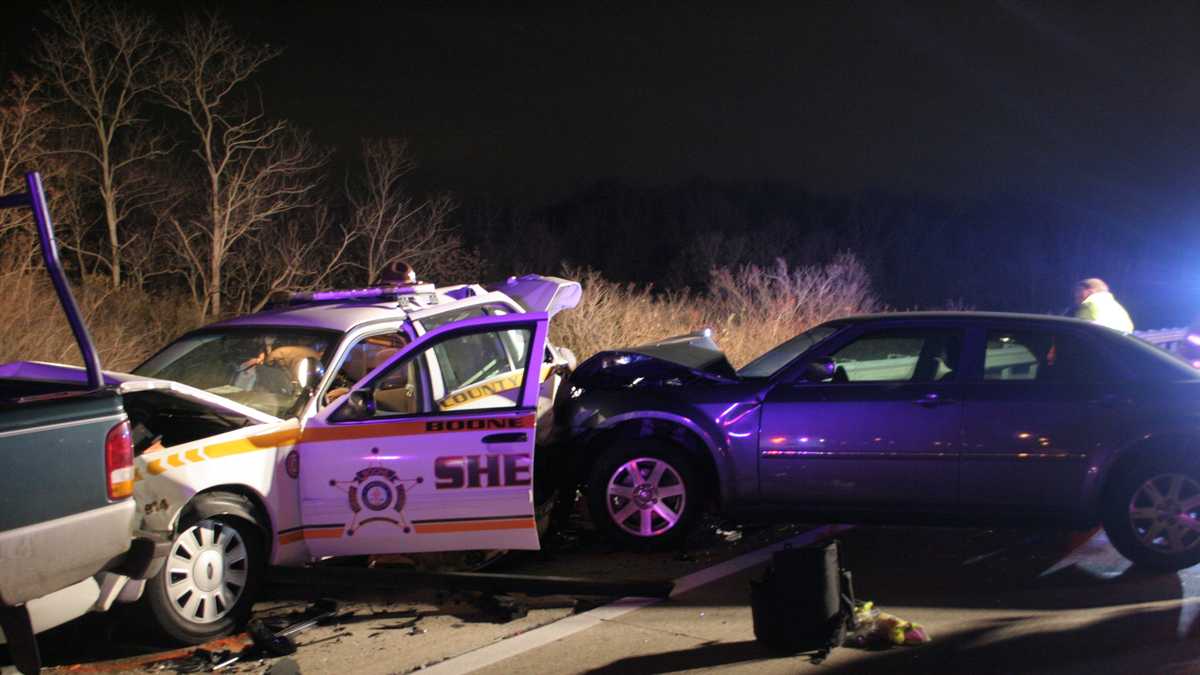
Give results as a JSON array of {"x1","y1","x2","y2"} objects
[{"x1": 1134, "y1": 327, "x2": 1189, "y2": 353}]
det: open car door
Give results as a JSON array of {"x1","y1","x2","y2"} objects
[{"x1": 295, "y1": 313, "x2": 549, "y2": 559}]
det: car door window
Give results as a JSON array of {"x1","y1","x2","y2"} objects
[
  {"x1": 368, "y1": 326, "x2": 533, "y2": 416},
  {"x1": 322, "y1": 331, "x2": 411, "y2": 406},
  {"x1": 826, "y1": 329, "x2": 961, "y2": 383},
  {"x1": 984, "y1": 329, "x2": 1098, "y2": 382}
]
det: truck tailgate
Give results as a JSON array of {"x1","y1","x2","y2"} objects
[{"x1": 0, "y1": 388, "x2": 133, "y2": 604}]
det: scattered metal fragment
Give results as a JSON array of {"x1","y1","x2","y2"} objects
[
  {"x1": 248, "y1": 619, "x2": 298, "y2": 658},
  {"x1": 165, "y1": 600, "x2": 338, "y2": 673},
  {"x1": 716, "y1": 527, "x2": 743, "y2": 543}
]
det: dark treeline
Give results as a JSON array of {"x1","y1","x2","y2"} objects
[
  {"x1": 465, "y1": 178, "x2": 1185, "y2": 328},
  {"x1": 2, "y1": 1, "x2": 1191, "y2": 330}
]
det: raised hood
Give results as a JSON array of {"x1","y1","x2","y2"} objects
[
  {"x1": 487, "y1": 274, "x2": 582, "y2": 318},
  {"x1": 0, "y1": 361, "x2": 281, "y2": 424},
  {"x1": 572, "y1": 331, "x2": 738, "y2": 387}
]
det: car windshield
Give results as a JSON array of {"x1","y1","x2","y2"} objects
[
  {"x1": 134, "y1": 328, "x2": 339, "y2": 418},
  {"x1": 737, "y1": 324, "x2": 843, "y2": 378}
]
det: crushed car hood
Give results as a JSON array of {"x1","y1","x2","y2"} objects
[
  {"x1": 487, "y1": 274, "x2": 582, "y2": 318},
  {"x1": 572, "y1": 331, "x2": 738, "y2": 387},
  {"x1": 0, "y1": 361, "x2": 281, "y2": 424}
]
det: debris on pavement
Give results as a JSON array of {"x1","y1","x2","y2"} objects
[
  {"x1": 153, "y1": 600, "x2": 339, "y2": 673},
  {"x1": 845, "y1": 601, "x2": 931, "y2": 648},
  {"x1": 715, "y1": 527, "x2": 743, "y2": 543},
  {"x1": 477, "y1": 594, "x2": 529, "y2": 622}
]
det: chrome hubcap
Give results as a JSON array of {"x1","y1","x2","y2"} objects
[
  {"x1": 164, "y1": 519, "x2": 249, "y2": 624},
  {"x1": 1129, "y1": 473, "x2": 1200, "y2": 555},
  {"x1": 606, "y1": 457, "x2": 686, "y2": 537}
]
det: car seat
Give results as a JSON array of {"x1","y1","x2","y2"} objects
[
  {"x1": 373, "y1": 350, "x2": 420, "y2": 414},
  {"x1": 326, "y1": 342, "x2": 416, "y2": 414}
]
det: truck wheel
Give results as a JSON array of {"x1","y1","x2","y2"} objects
[
  {"x1": 1103, "y1": 455, "x2": 1200, "y2": 571},
  {"x1": 587, "y1": 440, "x2": 703, "y2": 551},
  {"x1": 143, "y1": 512, "x2": 265, "y2": 644}
]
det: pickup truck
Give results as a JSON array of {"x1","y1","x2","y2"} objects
[
  {"x1": 3, "y1": 270, "x2": 581, "y2": 644},
  {"x1": 0, "y1": 173, "x2": 167, "y2": 673}
]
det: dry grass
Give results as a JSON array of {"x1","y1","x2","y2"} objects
[
  {"x1": 0, "y1": 250, "x2": 878, "y2": 374},
  {"x1": 553, "y1": 252, "x2": 880, "y2": 367},
  {"x1": 0, "y1": 246, "x2": 201, "y2": 371}
]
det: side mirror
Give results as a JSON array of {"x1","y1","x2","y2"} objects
[
  {"x1": 294, "y1": 356, "x2": 325, "y2": 390},
  {"x1": 330, "y1": 389, "x2": 375, "y2": 422},
  {"x1": 800, "y1": 357, "x2": 837, "y2": 382}
]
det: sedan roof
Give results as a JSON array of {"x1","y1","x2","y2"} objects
[{"x1": 830, "y1": 311, "x2": 1094, "y2": 326}]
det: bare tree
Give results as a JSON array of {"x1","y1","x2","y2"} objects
[
  {"x1": 347, "y1": 138, "x2": 473, "y2": 285},
  {"x1": 158, "y1": 13, "x2": 327, "y2": 317},
  {"x1": 34, "y1": 0, "x2": 168, "y2": 287},
  {"x1": 227, "y1": 203, "x2": 358, "y2": 314},
  {"x1": 0, "y1": 75, "x2": 52, "y2": 247}
]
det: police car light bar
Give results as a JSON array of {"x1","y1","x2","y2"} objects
[{"x1": 270, "y1": 283, "x2": 438, "y2": 307}]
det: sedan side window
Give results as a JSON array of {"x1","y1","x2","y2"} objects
[
  {"x1": 984, "y1": 330, "x2": 1096, "y2": 382},
  {"x1": 825, "y1": 329, "x2": 961, "y2": 383}
]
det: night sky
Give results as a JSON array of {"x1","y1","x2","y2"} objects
[
  {"x1": 3, "y1": 1, "x2": 1200, "y2": 320},
  {"x1": 214, "y1": 2, "x2": 1200, "y2": 217}
]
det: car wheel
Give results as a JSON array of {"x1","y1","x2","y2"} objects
[
  {"x1": 1103, "y1": 455, "x2": 1200, "y2": 571},
  {"x1": 587, "y1": 440, "x2": 703, "y2": 551},
  {"x1": 142, "y1": 513, "x2": 264, "y2": 644}
]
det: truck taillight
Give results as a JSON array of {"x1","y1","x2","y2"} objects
[{"x1": 106, "y1": 420, "x2": 133, "y2": 500}]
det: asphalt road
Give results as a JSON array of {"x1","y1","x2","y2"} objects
[{"x1": 24, "y1": 520, "x2": 1200, "y2": 674}]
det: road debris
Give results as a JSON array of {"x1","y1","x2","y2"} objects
[
  {"x1": 154, "y1": 600, "x2": 338, "y2": 673},
  {"x1": 845, "y1": 601, "x2": 931, "y2": 648}
]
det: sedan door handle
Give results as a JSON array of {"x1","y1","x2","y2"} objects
[
  {"x1": 912, "y1": 394, "x2": 956, "y2": 407},
  {"x1": 482, "y1": 432, "x2": 528, "y2": 444}
]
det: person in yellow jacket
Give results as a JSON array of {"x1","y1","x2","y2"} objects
[{"x1": 1073, "y1": 278, "x2": 1134, "y2": 332}]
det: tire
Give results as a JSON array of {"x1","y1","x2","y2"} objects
[
  {"x1": 142, "y1": 509, "x2": 265, "y2": 644},
  {"x1": 586, "y1": 440, "x2": 704, "y2": 551},
  {"x1": 1102, "y1": 454, "x2": 1200, "y2": 571}
]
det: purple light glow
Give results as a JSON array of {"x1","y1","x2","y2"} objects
[
  {"x1": 1188, "y1": 334, "x2": 1200, "y2": 346},
  {"x1": 717, "y1": 402, "x2": 760, "y2": 427},
  {"x1": 715, "y1": 402, "x2": 739, "y2": 424}
]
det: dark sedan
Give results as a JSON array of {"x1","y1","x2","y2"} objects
[{"x1": 560, "y1": 312, "x2": 1200, "y2": 570}]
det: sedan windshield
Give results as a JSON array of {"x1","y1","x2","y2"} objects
[
  {"x1": 737, "y1": 324, "x2": 842, "y2": 378},
  {"x1": 134, "y1": 328, "x2": 338, "y2": 418}
]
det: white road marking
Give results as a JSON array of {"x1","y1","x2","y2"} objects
[{"x1": 419, "y1": 524, "x2": 849, "y2": 675}]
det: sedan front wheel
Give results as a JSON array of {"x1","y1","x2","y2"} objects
[
  {"x1": 142, "y1": 513, "x2": 264, "y2": 644},
  {"x1": 587, "y1": 441, "x2": 703, "y2": 551}
]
